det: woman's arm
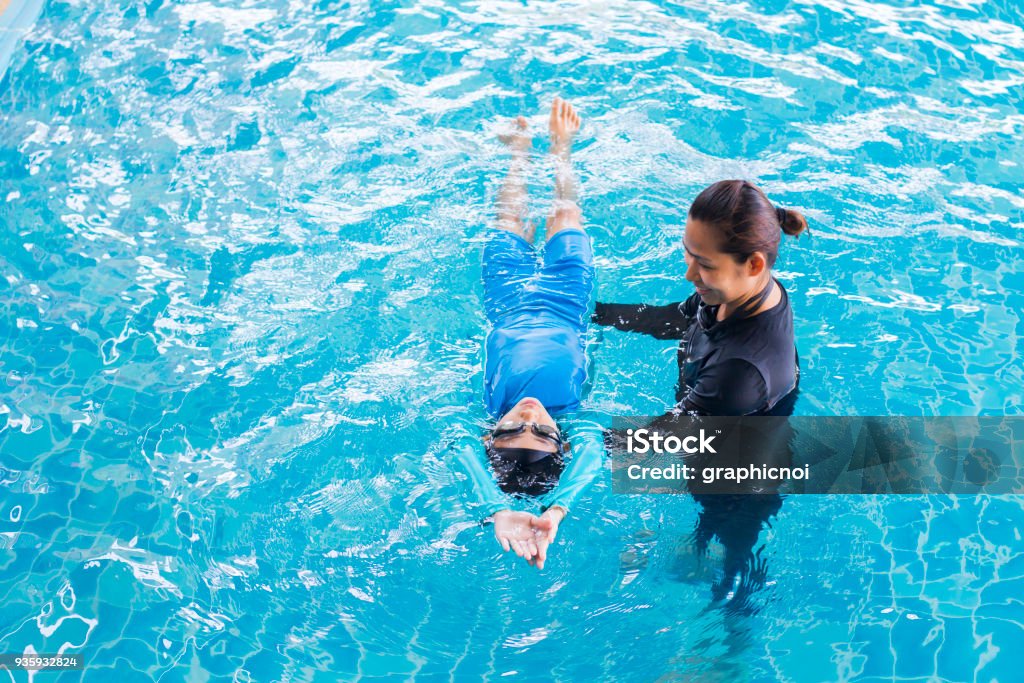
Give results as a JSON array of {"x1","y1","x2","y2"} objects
[{"x1": 592, "y1": 301, "x2": 692, "y2": 339}]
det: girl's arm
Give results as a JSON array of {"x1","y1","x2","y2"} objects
[
  {"x1": 538, "y1": 417, "x2": 606, "y2": 515},
  {"x1": 453, "y1": 436, "x2": 511, "y2": 521}
]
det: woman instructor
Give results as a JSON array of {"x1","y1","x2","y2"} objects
[
  {"x1": 593, "y1": 179, "x2": 806, "y2": 417},
  {"x1": 594, "y1": 179, "x2": 807, "y2": 603}
]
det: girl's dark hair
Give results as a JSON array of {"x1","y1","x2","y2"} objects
[{"x1": 688, "y1": 180, "x2": 807, "y2": 268}]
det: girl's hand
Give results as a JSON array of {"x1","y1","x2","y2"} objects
[
  {"x1": 528, "y1": 506, "x2": 567, "y2": 570},
  {"x1": 492, "y1": 510, "x2": 543, "y2": 564}
]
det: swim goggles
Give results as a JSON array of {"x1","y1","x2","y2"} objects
[{"x1": 485, "y1": 421, "x2": 569, "y2": 454}]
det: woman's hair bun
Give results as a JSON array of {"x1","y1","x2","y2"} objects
[{"x1": 777, "y1": 206, "x2": 808, "y2": 237}]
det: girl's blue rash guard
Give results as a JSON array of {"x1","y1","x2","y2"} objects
[
  {"x1": 456, "y1": 228, "x2": 605, "y2": 521},
  {"x1": 482, "y1": 229, "x2": 593, "y2": 417}
]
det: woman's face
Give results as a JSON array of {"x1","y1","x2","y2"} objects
[{"x1": 682, "y1": 217, "x2": 768, "y2": 308}]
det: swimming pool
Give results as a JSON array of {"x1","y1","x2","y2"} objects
[{"x1": 1, "y1": 0, "x2": 1022, "y2": 679}]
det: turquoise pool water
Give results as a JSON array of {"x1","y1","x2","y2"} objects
[{"x1": 2, "y1": 0, "x2": 1023, "y2": 680}]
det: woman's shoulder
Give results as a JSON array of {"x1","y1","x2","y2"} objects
[
  {"x1": 746, "y1": 278, "x2": 793, "y2": 327},
  {"x1": 716, "y1": 281, "x2": 794, "y2": 359},
  {"x1": 755, "y1": 277, "x2": 790, "y2": 315}
]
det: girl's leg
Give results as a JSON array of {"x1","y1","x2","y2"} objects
[
  {"x1": 545, "y1": 97, "x2": 582, "y2": 241},
  {"x1": 533, "y1": 97, "x2": 593, "y2": 328},
  {"x1": 496, "y1": 116, "x2": 536, "y2": 243},
  {"x1": 484, "y1": 116, "x2": 538, "y2": 324}
]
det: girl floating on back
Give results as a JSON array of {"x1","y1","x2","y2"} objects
[{"x1": 455, "y1": 98, "x2": 604, "y2": 570}]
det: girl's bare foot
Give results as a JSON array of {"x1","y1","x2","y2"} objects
[
  {"x1": 549, "y1": 97, "x2": 581, "y2": 157},
  {"x1": 498, "y1": 115, "x2": 531, "y2": 155}
]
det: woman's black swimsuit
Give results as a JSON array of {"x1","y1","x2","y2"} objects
[
  {"x1": 592, "y1": 277, "x2": 800, "y2": 416},
  {"x1": 595, "y1": 278, "x2": 801, "y2": 604}
]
